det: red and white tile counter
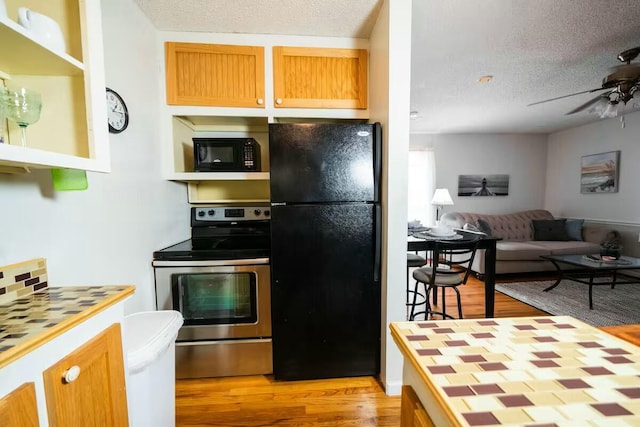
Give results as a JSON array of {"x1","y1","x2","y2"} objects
[{"x1": 390, "y1": 316, "x2": 640, "y2": 426}]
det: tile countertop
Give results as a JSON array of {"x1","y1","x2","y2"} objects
[
  {"x1": 0, "y1": 285, "x2": 134, "y2": 369},
  {"x1": 390, "y1": 316, "x2": 640, "y2": 427}
]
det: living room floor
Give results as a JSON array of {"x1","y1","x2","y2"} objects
[{"x1": 175, "y1": 275, "x2": 553, "y2": 426}]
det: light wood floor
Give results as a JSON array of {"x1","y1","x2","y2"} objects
[{"x1": 175, "y1": 274, "x2": 636, "y2": 426}]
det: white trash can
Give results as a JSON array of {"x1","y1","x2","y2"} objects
[{"x1": 124, "y1": 310, "x2": 183, "y2": 427}]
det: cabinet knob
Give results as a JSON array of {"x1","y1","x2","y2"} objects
[
  {"x1": 275, "y1": 98, "x2": 283, "y2": 105},
  {"x1": 257, "y1": 98, "x2": 264, "y2": 105},
  {"x1": 64, "y1": 365, "x2": 81, "y2": 383}
]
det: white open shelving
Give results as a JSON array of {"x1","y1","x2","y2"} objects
[
  {"x1": 0, "y1": 0, "x2": 109, "y2": 173},
  {"x1": 0, "y1": 16, "x2": 84, "y2": 75}
]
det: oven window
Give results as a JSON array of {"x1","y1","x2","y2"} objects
[{"x1": 172, "y1": 272, "x2": 257, "y2": 325}]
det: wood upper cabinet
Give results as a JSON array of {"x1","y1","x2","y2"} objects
[
  {"x1": 272, "y1": 46, "x2": 368, "y2": 109},
  {"x1": 43, "y1": 323, "x2": 128, "y2": 427},
  {"x1": 165, "y1": 42, "x2": 265, "y2": 108},
  {"x1": 0, "y1": 382, "x2": 39, "y2": 427}
]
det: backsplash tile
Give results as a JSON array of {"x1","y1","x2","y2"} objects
[{"x1": 0, "y1": 259, "x2": 47, "y2": 305}]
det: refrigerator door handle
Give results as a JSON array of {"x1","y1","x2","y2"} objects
[
  {"x1": 373, "y1": 204, "x2": 381, "y2": 282},
  {"x1": 373, "y1": 122, "x2": 382, "y2": 202}
]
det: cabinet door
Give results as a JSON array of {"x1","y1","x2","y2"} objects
[
  {"x1": 165, "y1": 42, "x2": 265, "y2": 108},
  {"x1": 0, "y1": 382, "x2": 39, "y2": 427},
  {"x1": 401, "y1": 385, "x2": 435, "y2": 427},
  {"x1": 273, "y1": 46, "x2": 368, "y2": 109},
  {"x1": 413, "y1": 408, "x2": 435, "y2": 427},
  {"x1": 43, "y1": 323, "x2": 128, "y2": 427}
]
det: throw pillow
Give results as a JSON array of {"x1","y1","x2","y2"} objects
[
  {"x1": 565, "y1": 219, "x2": 584, "y2": 241},
  {"x1": 532, "y1": 219, "x2": 568, "y2": 241},
  {"x1": 476, "y1": 219, "x2": 492, "y2": 236}
]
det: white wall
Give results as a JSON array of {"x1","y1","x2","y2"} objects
[
  {"x1": 410, "y1": 133, "x2": 548, "y2": 215},
  {"x1": 370, "y1": 0, "x2": 412, "y2": 396},
  {"x1": 0, "y1": 0, "x2": 190, "y2": 313},
  {"x1": 545, "y1": 111, "x2": 640, "y2": 224}
]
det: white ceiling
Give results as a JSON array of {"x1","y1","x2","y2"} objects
[
  {"x1": 133, "y1": 0, "x2": 640, "y2": 134},
  {"x1": 411, "y1": 0, "x2": 640, "y2": 134},
  {"x1": 132, "y1": 0, "x2": 382, "y2": 38}
]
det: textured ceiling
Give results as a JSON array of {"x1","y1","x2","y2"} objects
[
  {"x1": 132, "y1": 0, "x2": 382, "y2": 38},
  {"x1": 133, "y1": 0, "x2": 640, "y2": 134},
  {"x1": 411, "y1": 0, "x2": 640, "y2": 134}
]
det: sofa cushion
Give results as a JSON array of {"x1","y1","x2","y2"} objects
[
  {"x1": 565, "y1": 219, "x2": 584, "y2": 241},
  {"x1": 583, "y1": 226, "x2": 613, "y2": 245},
  {"x1": 441, "y1": 210, "x2": 554, "y2": 241},
  {"x1": 496, "y1": 241, "x2": 551, "y2": 261},
  {"x1": 532, "y1": 219, "x2": 568, "y2": 241},
  {"x1": 530, "y1": 241, "x2": 600, "y2": 256}
]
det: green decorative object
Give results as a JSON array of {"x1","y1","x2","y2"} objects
[{"x1": 51, "y1": 168, "x2": 88, "y2": 191}]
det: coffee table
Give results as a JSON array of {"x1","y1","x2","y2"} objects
[{"x1": 541, "y1": 254, "x2": 640, "y2": 309}]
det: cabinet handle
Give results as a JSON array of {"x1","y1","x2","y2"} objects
[
  {"x1": 64, "y1": 365, "x2": 81, "y2": 383},
  {"x1": 275, "y1": 98, "x2": 283, "y2": 105},
  {"x1": 257, "y1": 98, "x2": 264, "y2": 105}
]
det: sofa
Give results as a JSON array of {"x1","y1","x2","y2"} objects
[{"x1": 440, "y1": 209, "x2": 612, "y2": 275}]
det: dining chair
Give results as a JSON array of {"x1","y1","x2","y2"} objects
[
  {"x1": 407, "y1": 253, "x2": 427, "y2": 319},
  {"x1": 409, "y1": 238, "x2": 480, "y2": 320}
]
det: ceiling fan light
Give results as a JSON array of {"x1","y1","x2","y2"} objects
[
  {"x1": 588, "y1": 97, "x2": 609, "y2": 116},
  {"x1": 602, "y1": 102, "x2": 619, "y2": 118}
]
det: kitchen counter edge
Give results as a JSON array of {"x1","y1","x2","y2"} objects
[{"x1": 0, "y1": 285, "x2": 135, "y2": 369}]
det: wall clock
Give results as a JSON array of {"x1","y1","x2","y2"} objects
[{"x1": 106, "y1": 88, "x2": 129, "y2": 134}]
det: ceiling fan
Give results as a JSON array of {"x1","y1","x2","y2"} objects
[{"x1": 528, "y1": 46, "x2": 640, "y2": 118}]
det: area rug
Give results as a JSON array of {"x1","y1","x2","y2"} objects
[{"x1": 495, "y1": 280, "x2": 640, "y2": 326}]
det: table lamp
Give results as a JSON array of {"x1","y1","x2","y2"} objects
[{"x1": 431, "y1": 188, "x2": 453, "y2": 224}]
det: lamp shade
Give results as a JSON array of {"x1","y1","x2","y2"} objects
[{"x1": 431, "y1": 188, "x2": 453, "y2": 206}]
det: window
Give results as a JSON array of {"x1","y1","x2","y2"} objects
[{"x1": 407, "y1": 150, "x2": 435, "y2": 226}]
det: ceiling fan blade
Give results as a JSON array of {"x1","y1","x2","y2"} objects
[
  {"x1": 565, "y1": 91, "x2": 612, "y2": 115},
  {"x1": 527, "y1": 87, "x2": 608, "y2": 107}
]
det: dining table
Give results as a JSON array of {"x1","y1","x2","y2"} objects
[{"x1": 408, "y1": 229, "x2": 499, "y2": 318}]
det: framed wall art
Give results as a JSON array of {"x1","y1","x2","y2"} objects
[
  {"x1": 458, "y1": 174, "x2": 509, "y2": 196},
  {"x1": 580, "y1": 150, "x2": 620, "y2": 194}
]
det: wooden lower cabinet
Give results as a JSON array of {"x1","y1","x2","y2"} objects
[
  {"x1": 401, "y1": 385, "x2": 435, "y2": 427},
  {"x1": 0, "y1": 382, "x2": 39, "y2": 427},
  {"x1": 43, "y1": 323, "x2": 129, "y2": 427}
]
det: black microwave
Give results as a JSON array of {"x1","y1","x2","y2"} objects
[{"x1": 193, "y1": 138, "x2": 261, "y2": 172}]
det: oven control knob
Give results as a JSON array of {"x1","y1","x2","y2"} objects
[
  {"x1": 264, "y1": 210, "x2": 270, "y2": 217},
  {"x1": 208, "y1": 209, "x2": 215, "y2": 216},
  {"x1": 254, "y1": 209, "x2": 261, "y2": 216},
  {"x1": 197, "y1": 210, "x2": 205, "y2": 217}
]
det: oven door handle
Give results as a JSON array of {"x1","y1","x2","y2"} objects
[{"x1": 152, "y1": 258, "x2": 270, "y2": 267}]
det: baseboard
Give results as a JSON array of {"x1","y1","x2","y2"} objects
[{"x1": 384, "y1": 379, "x2": 403, "y2": 396}]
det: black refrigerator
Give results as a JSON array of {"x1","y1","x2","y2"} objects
[{"x1": 269, "y1": 122, "x2": 382, "y2": 381}]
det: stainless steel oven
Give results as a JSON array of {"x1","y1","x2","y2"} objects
[{"x1": 152, "y1": 205, "x2": 272, "y2": 379}]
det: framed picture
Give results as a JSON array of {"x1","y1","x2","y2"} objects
[
  {"x1": 580, "y1": 150, "x2": 620, "y2": 194},
  {"x1": 458, "y1": 174, "x2": 509, "y2": 196}
]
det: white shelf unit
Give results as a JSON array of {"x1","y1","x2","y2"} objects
[
  {"x1": 0, "y1": 17, "x2": 84, "y2": 74},
  {"x1": 165, "y1": 114, "x2": 271, "y2": 181},
  {"x1": 0, "y1": 0, "x2": 109, "y2": 173}
]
